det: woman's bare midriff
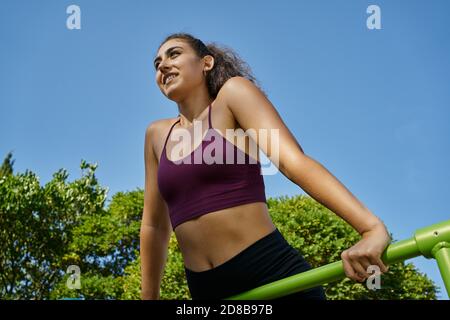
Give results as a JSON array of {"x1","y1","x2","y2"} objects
[{"x1": 174, "y1": 202, "x2": 276, "y2": 272}]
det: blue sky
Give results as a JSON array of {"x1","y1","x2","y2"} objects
[{"x1": 1, "y1": 0, "x2": 449, "y2": 299}]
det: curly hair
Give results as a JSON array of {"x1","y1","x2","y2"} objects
[{"x1": 155, "y1": 32, "x2": 267, "y2": 99}]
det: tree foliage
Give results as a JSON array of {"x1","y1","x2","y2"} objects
[{"x1": 0, "y1": 157, "x2": 107, "y2": 299}]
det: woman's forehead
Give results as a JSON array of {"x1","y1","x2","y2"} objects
[{"x1": 158, "y1": 39, "x2": 187, "y2": 54}]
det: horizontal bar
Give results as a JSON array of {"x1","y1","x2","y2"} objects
[{"x1": 226, "y1": 236, "x2": 421, "y2": 300}]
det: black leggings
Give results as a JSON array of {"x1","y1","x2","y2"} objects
[{"x1": 184, "y1": 228, "x2": 327, "y2": 300}]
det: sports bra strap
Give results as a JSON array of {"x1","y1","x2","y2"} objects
[
  {"x1": 208, "y1": 103, "x2": 212, "y2": 129},
  {"x1": 165, "y1": 104, "x2": 211, "y2": 150},
  {"x1": 163, "y1": 118, "x2": 181, "y2": 150}
]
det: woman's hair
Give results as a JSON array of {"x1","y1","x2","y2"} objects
[{"x1": 156, "y1": 32, "x2": 267, "y2": 99}]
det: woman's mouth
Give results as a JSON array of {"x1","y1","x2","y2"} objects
[{"x1": 164, "y1": 74, "x2": 178, "y2": 85}]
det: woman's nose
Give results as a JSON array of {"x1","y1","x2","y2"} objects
[{"x1": 158, "y1": 60, "x2": 171, "y2": 72}]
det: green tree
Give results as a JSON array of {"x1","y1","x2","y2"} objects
[
  {"x1": 0, "y1": 151, "x2": 15, "y2": 177},
  {"x1": 50, "y1": 190, "x2": 145, "y2": 299},
  {"x1": 0, "y1": 155, "x2": 108, "y2": 299}
]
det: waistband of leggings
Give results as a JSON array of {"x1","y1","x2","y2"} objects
[{"x1": 184, "y1": 227, "x2": 285, "y2": 275}]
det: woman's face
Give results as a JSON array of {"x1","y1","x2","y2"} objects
[{"x1": 154, "y1": 39, "x2": 205, "y2": 100}]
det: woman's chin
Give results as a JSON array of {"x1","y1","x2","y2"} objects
[{"x1": 165, "y1": 87, "x2": 182, "y2": 101}]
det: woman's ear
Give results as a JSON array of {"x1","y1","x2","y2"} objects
[{"x1": 203, "y1": 55, "x2": 215, "y2": 72}]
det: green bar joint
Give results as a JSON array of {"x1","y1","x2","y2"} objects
[
  {"x1": 414, "y1": 220, "x2": 450, "y2": 259},
  {"x1": 431, "y1": 242, "x2": 450, "y2": 257}
]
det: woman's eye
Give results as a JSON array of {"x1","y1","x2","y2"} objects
[{"x1": 155, "y1": 52, "x2": 180, "y2": 69}]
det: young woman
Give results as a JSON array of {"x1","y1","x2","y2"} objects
[{"x1": 140, "y1": 33, "x2": 391, "y2": 300}]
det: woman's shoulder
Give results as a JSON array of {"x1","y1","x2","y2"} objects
[
  {"x1": 219, "y1": 76, "x2": 267, "y2": 108},
  {"x1": 145, "y1": 117, "x2": 179, "y2": 151},
  {"x1": 146, "y1": 116, "x2": 178, "y2": 133},
  {"x1": 219, "y1": 76, "x2": 250, "y2": 97},
  {"x1": 220, "y1": 76, "x2": 260, "y2": 93}
]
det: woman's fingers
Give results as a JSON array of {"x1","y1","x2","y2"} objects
[
  {"x1": 341, "y1": 251, "x2": 366, "y2": 282},
  {"x1": 349, "y1": 258, "x2": 370, "y2": 281},
  {"x1": 369, "y1": 255, "x2": 389, "y2": 273},
  {"x1": 341, "y1": 256, "x2": 362, "y2": 282},
  {"x1": 342, "y1": 250, "x2": 389, "y2": 282},
  {"x1": 340, "y1": 227, "x2": 392, "y2": 284},
  {"x1": 357, "y1": 256, "x2": 373, "y2": 276}
]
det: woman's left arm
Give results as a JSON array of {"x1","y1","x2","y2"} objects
[
  {"x1": 277, "y1": 152, "x2": 392, "y2": 283},
  {"x1": 222, "y1": 76, "x2": 392, "y2": 283}
]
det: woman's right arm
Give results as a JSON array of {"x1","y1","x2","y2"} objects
[{"x1": 140, "y1": 122, "x2": 172, "y2": 300}]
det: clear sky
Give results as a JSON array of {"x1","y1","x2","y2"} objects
[{"x1": 1, "y1": 0, "x2": 449, "y2": 299}]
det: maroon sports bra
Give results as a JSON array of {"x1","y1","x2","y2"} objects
[{"x1": 157, "y1": 104, "x2": 267, "y2": 230}]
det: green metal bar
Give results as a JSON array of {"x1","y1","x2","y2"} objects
[
  {"x1": 433, "y1": 244, "x2": 450, "y2": 295},
  {"x1": 225, "y1": 219, "x2": 450, "y2": 300}
]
